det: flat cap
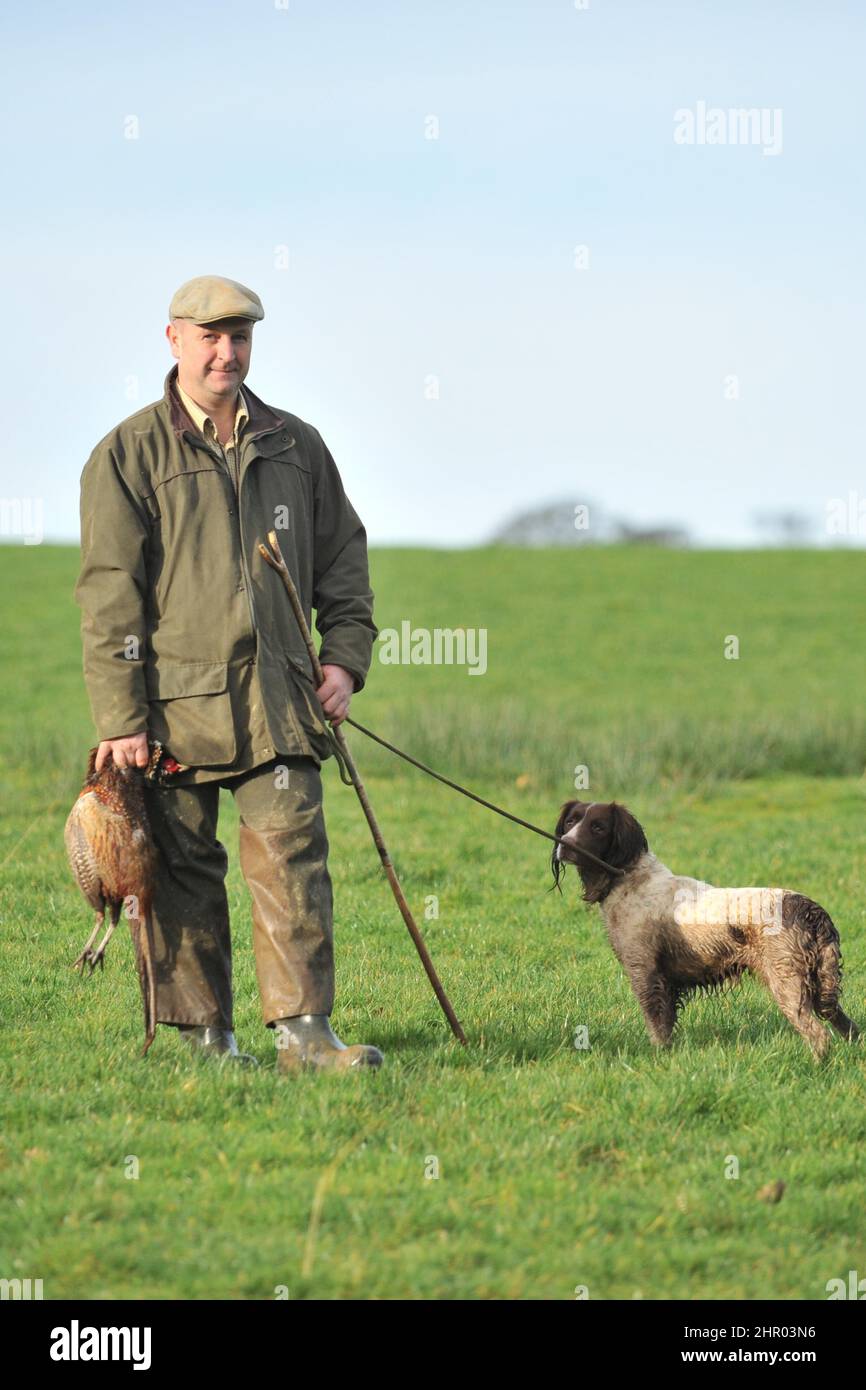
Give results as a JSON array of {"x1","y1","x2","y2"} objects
[{"x1": 169, "y1": 275, "x2": 264, "y2": 325}]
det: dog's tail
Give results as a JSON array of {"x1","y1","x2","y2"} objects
[{"x1": 789, "y1": 894, "x2": 860, "y2": 1040}]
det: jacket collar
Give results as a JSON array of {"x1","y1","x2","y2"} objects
[{"x1": 164, "y1": 364, "x2": 286, "y2": 442}]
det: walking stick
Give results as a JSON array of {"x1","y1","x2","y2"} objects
[{"x1": 258, "y1": 531, "x2": 467, "y2": 1046}]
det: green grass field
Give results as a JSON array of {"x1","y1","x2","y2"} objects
[{"x1": 1, "y1": 544, "x2": 865, "y2": 1299}]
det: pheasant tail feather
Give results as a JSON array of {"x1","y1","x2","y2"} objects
[{"x1": 128, "y1": 906, "x2": 157, "y2": 1056}]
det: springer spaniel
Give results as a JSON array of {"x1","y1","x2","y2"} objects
[{"x1": 552, "y1": 799, "x2": 859, "y2": 1058}]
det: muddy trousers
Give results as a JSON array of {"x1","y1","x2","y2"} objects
[{"x1": 142, "y1": 757, "x2": 334, "y2": 1030}]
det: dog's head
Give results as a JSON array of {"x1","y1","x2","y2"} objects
[{"x1": 551, "y1": 799, "x2": 648, "y2": 903}]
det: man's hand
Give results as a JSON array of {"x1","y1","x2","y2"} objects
[
  {"x1": 95, "y1": 731, "x2": 149, "y2": 773},
  {"x1": 315, "y1": 665, "x2": 355, "y2": 726}
]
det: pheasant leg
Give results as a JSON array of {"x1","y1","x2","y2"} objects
[
  {"x1": 73, "y1": 905, "x2": 109, "y2": 971},
  {"x1": 80, "y1": 901, "x2": 122, "y2": 974}
]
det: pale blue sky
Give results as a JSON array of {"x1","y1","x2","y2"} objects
[{"x1": 2, "y1": 0, "x2": 864, "y2": 545}]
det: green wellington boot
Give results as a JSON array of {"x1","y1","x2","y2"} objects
[
  {"x1": 178, "y1": 1026, "x2": 259, "y2": 1067},
  {"x1": 273, "y1": 1014, "x2": 384, "y2": 1073}
]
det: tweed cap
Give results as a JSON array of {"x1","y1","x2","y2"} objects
[{"x1": 169, "y1": 275, "x2": 264, "y2": 325}]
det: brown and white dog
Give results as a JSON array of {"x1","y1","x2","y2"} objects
[{"x1": 552, "y1": 799, "x2": 859, "y2": 1058}]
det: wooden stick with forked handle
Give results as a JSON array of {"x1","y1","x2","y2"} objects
[{"x1": 258, "y1": 529, "x2": 467, "y2": 1046}]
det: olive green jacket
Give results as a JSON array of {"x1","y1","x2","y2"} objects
[{"x1": 74, "y1": 365, "x2": 377, "y2": 768}]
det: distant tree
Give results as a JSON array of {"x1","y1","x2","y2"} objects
[
  {"x1": 490, "y1": 499, "x2": 614, "y2": 546},
  {"x1": 612, "y1": 522, "x2": 690, "y2": 547},
  {"x1": 490, "y1": 500, "x2": 691, "y2": 547},
  {"x1": 752, "y1": 510, "x2": 815, "y2": 545}
]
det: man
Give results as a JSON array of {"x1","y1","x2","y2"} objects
[{"x1": 74, "y1": 274, "x2": 382, "y2": 1072}]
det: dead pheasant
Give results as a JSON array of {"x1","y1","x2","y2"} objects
[{"x1": 65, "y1": 746, "x2": 160, "y2": 1055}]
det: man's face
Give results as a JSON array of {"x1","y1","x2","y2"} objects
[{"x1": 166, "y1": 316, "x2": 253, "y2": 406}]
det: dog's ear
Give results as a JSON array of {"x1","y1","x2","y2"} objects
[{"x1": 607, "y1": 803, "x2": 648, "y2": 869}]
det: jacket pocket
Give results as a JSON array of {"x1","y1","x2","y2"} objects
[
  {"x1": 285, "y1": 653, "x2": 332, "y2": 757},
  {"x1": 256, "y1": 432, "x2": 307, "y2": 470},
  {"x1": 287, "y1": 650, "x2": 316, "y2": 684},
  {"x1": 145, "y1": 659, "x2": 237, "y2": 766}
]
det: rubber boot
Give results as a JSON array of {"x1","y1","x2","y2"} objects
[
  {"x1": 178, "y1": 1025, "x2": 259, "y2": 1067},
  {"x1": 273, "y1": 1013, "x2": 383, "y2": 1073}
]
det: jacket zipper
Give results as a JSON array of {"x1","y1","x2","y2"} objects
[
  {"x1": 200, "y1": 426, "x2": 309, "y2": 752},
  {"x1": 204, "y1": 437, "x2": 259, "y2": 643},
  {"x1": 234, "y1": 453, "x2": 259, "y2": 643}
]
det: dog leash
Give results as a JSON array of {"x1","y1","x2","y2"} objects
[
  {"x1": 293, "y1": 668, "x2": 624, "y2": 879},
  {"x1": 339, "y1": 716, "x2": 625, "y2": 878},
  {"x1": 260, "y1": 527, "x2": 622, "y2": 896}
]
